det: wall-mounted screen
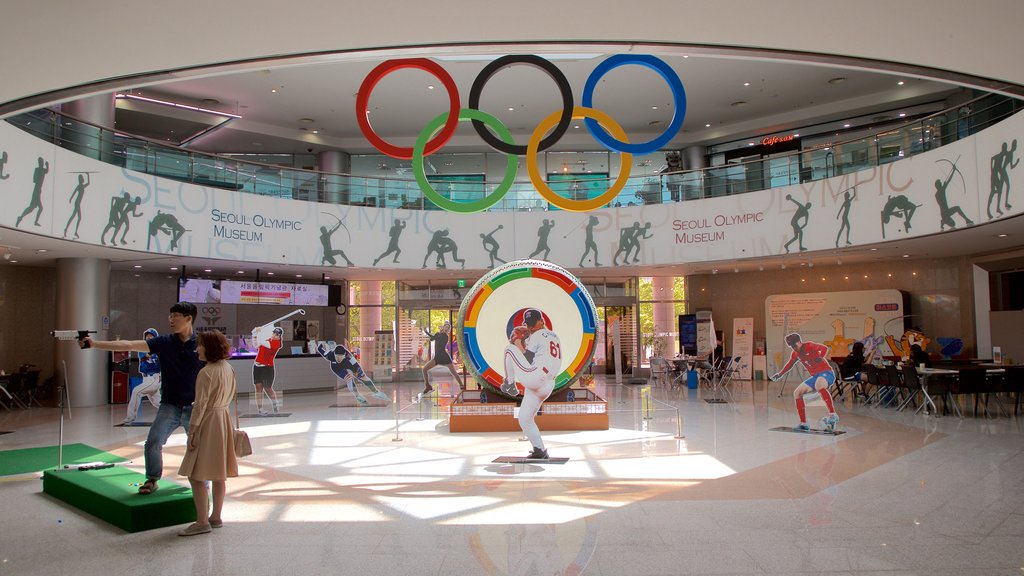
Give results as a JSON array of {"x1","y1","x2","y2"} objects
[
  {"x1": 219, "y1": 280, "x2": 329, "y2": 306},
  {"x1": 178, "y1": 278, "x2": 222, "y2": 303}
]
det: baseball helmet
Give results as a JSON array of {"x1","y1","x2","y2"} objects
[{"x1": 523, "y1": 308, "x2": 544, "y2": 327}]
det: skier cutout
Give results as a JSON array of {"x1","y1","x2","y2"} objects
[
  {"x1": 578, "y1": 215, "x2": 601, "y2": 267},
  {"x1": 320, "y1": 219, "x2": 354, "y2": 266},
  {"x1": 988, "y1": 140, "x2": 1019, "y2": 218},
  {"x1": 783, "y1": 194, "x2": 811, "y2": 253},
  {"x1": 480, "y1": 225, "x2": 506, "y2": 267},
  {"x1": 528, "y1": 219, "x2": 555, "y2": 260},
  {"x1": 15, "y1": 157, "x2": 49, "y2": 227},
  {"x1": 880, "y1": 195, "x2": 919, "y2": 239},
  {"x1": 935, "y1": 161, "x2": 973, "y2": 230},
  {"x1": 834, "y1": 187, "x2": 856, "y2": 247},
  {"x1": 63, "y1": 173, "x2": 90, "y2": 239},
  {"x1": 373, "y1": 219, "x2": 406, "y2": 265},
  {"x1": 147, "y1": 211, "x2": 187, "y2": 251}
]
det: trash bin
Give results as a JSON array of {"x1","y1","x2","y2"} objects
[{"x1": 687, "y1": 370, "x2": 698, "y2": 389}]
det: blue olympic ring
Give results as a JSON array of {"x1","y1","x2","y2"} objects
[{"x1": 581, "y1": 54, "x2": 687, "y2": 155}]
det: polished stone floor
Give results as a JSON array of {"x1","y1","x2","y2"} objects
[{"x1": 1, "y1": 375, "x2": 1022, "y2": 576}]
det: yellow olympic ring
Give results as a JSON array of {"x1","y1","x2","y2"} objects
[{"x1": 526, "y1": 106, "x2": 632, "y2": 212}]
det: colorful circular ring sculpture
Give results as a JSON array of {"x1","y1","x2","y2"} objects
[
  {"x1": 468, "y1": 54, "x2": 574, "y2": 155},
  {"x1": 581, "y1": 54, "x2": 687, "y2": 155},
  {"x1": 527, "y1": 106, "x2": 632, "y2": 212},
  {"x1": 357, "y1": 54, "x2": 686, "y2": 211},
  {"x1": 413, "y1": 109, "x2": 519, "y2": 213},
  {"x1": 457, "y1": 259, "x2": 597, "y2": 397},
  {"x1": 355, "y1": 58, "x2": 461, "y2": 160}
]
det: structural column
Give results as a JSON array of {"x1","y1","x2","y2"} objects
[
  {"x1": 55, "y1": 257, "x2": 110, "y2": 407},
  {"x1": 61, "y1": 93, "x2": 115, "y2": 162},
  {"x1": 318, "y1": 150, "x2": 351, "y2": 204}
]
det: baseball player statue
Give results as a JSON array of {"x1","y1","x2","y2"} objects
[{"x1": 501, "y1": 308, "x2": 561, "y2": 460}]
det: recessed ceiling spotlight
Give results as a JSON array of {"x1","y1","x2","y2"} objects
[
  {"x1": 743, "y1": 82, "x2": 750, "y2": 87},
  {"x1": 170, "y1": 267, "x2": 178, "y2": 271},
  {"x1": 682, "y1": 55, "x2": 689, "y2": 59},
  {"x1": 793, "y1": 133, "x2": 800, "y2": 137},
  {"x1": 427, "y1": 85, "x2": 435, "y2": 90},
  {"x1": 758, "y1": 266, "x2": 764, "y2": 272},
  {"x1": 997, "y1": 233, "x2": 1008, "y2": 237},
  {"x1": 651, "y1": 105, "x2": 658, "y2": 110},
  {"x1": 507, "y1": 107, "x2": 514, "y2": 111},
  {"x1": 828, "y1": 77, "x2": 846, "y2": 84},
  {"x1": 733, "y1": 268, "x2": 739, "y2": 273},
  {"x1": 204, "y1": 269, "x2": 212, "y2": 273},
  {"x1": 201, "y1": 98, "x2": 220, "y2": 106},
  {"x1": 133, "y1": 265, "x2": 142, "y2": 269},
  {"x1": 271, "y1": 88, "x2": 277, "y2": 93},
  {"x1": 748, "y1": 142, "x2": 755, "y2": 146},
  {"x1": 780, "y1": 264, "x2": 786, "y2": 270},
  {"x1": 236, "y1": 270, "x2": 244, "y2": 274},
  {"x1": 808, "y1": 262, "x2": 814, "y2": 268},
  {"x1": 296, "y1": 274, "x2": 303, "y2": 278},
  {"x1": 705, "y1": 123, "x2": 711, "y2": 127},
  {"x1": 843, "y1": 123, "x2": 851, "y2": 128},
  {"x1": 899, "y1": 113, "x2": 906, "y2": 117},
  {"x1": 267, "y1": 272, "x2": 275, "y2": 276},
  {"x1": 897, "y1": 81, "x2": 905, "y2": 85},
  {"x1": 312, "y1": 130, "x2": 318, "y2": 134},
  {"x1": 902, "y1": 254, "x2": 910, "y2": 258}
]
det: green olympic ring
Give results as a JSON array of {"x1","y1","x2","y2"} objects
[{"x1": 413, "y1": 108, "x2": 519, "y2": 214}]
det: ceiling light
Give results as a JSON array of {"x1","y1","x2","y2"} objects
[
  {"x1": 902, "y1": 254, "x2": 910, "y2": 258},
  {"x1": 295, "y1": 274, "x2": 303, "y2": 278},
  {"x1": 170, "y1": 267, "x2": 178, "y2": 271},
  {"x1": 237, "y1": 270, "x2": 244, "y2": 274},
  {"x1": 267, "y1": 272, "x2": 275, "y2": 276},
  {"x1": 899, "y1": 113, "x2": 906, "y2": 117},
  {"x1": 748, "y1": 142, "x2": 755, "y2": 146},
  {"x1": 705, "y1": 123, "x2": 711, "y2": 127},
  {"x1": 115, "y1": 93, "x2": 243, "y2": 119},
  {"x1": 271, "y1": 88, "x2": 277, "y2": 93},
  {"x1": 133, "y1": 265, "x2": 142, "y2": 269},
  {"x1": 37, "y1": 249, "x2": 47, "y2": 253},
  {"x1": 997, "y1": 233, "x2": 1008, "y2": 237},
  {"x1": 507, "y1": 107, "x2": 514, "y2": 111},
  {"x1": 843, "y1": 123, "x2": 851, "y2": 128},
  {"x1": 427, "y1": 85, "x2": 435, "y2": 90},
  {"x1": 730, "y1": 101, "x2": 746, "y2": 107},
  {"x1": 201, "y1": 98, "x2": 220, "y2": 106},
  {"x1": 299, "y1": 118, "x2": 314, "y2": 124},
  {"x1": 743, "y1": 82, "x2": 750, "y2": 87},
  {"x1": 204, "y1": 269, "x2": 212, "y2": 273},
  {"x1": 793, "y1": 133, "x2": 800, "y2": 137},
  {"x1": 897, "y1": 81, "x2": 905, "y2": 85},
  {"x1": 870, "y1": 247, "x2": 878, "y2": 251},
  {"x1": 651, "y1": 106, "x2": 658, "y2": 110}
]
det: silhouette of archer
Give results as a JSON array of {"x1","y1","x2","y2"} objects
[
  {"x1": 783, "y1": 194, "x2": 811, "y2": 253},
  {"x1": 935, "y1": 160, "x2": 973, "y2": 230},
  {"x1": 320, "y1": 219, "x2": 354, "y2": 266}
]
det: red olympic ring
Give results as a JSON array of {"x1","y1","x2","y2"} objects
[{"x1": 355, "y1": 58, "x2": 461, "y2": 160}]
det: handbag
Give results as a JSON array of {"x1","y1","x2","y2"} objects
[{"x1": 232, "y1": 394, "x2": 252, "y2": 457}]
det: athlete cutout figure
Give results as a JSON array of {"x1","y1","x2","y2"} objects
[
  {"x1": 252, "y1": 325, "x2": 284, "y2": 415},
  {"x1": 147, "y1": 211, "x2": 187, "y2": 251},
  {"x1": 320, "y1": 220, "x2": 354, "y2": 266},
  {"x1": 0, "y1": 150, "x2": 10, "y2": 180},
  {"x1": 417, "y1": 321, "x2": 464, "y2": 401},
  {"x1": 880, "y1": 195, "x2": 919, "y2": 239},
  {"x1": 988, "y1": 140, "x2": 1019, "y2": 218},
  {"x1": 578, "y1": 215, "x2": 601, "y2": 267},
  {"x1": 373, "y1": 219, "x2": 406, "y2": 265},
  {"x1": 480, "y1": 225, "x2": 506, "y2": 267},
  {"x1": 783, "y1": 194, "x2": 811, "y2": 253},
  {"x1": 16, "y1": 157, "x2": 49, "y2": 227},
  {"x1": 501, "y1": 308, "x2": 561, "y2": 460},
  {"x1": 529, "y1": 219, "x2": 555, "y2": 260},
  {"x1": 63, "y1": 173, "x2": 89, "y2": 239},
  {"x1": 771, "y1": 333, "x2": 839, "y2": 432},
  {"x1": 934, "y1": 163, "x2": 973, "y2": 230},
  {"x1": 123, "y1": 328, "x2": 162, "y2": 425},
  {"x1": 835, "y1": 187, "x2": 856, "y2": 247},
  {"x1": 316, "y1": 341, "x2": 389, "y2": 405}
]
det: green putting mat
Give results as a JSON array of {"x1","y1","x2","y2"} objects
[
  {"x1": 0, "y1": 443, "x2": 128, "y2": 476},
  {"x1": 43, "y1": 467, "x2": 195, "y2": 532}
]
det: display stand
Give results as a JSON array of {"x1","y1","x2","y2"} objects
[{"x1": 449, "y1": 388, "x2": 608, "y2": 433}]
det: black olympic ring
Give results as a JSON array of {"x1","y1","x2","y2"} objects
[{"x1": 467, "y1": 54, "x2": 574, "y2": 155}]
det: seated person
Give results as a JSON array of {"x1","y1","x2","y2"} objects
[
  {"x1": 838, "y1": 341, "x2": 871, "y2": 398},
  {"x1": 908, "y1": 343, "x2": 930, "y2": 367}
]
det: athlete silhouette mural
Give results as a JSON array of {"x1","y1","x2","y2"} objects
[
  {"x1": 479, "y1": 225, "x2": 506, "y2": 267},
  {"x1": 63, "y1": 173, "x2": 90, "y2": 239},
  {"x1": 373, "y1": 218, "x2": 406, "y2": 265},
  {"x1": 529, "y1": 219, "x2": 555, "y2": 260},
  {"x1": 783, "y1": 194, "x2": 811, "y2": 253},
  {"x1": 612, "y1": 221, "x2": 653, "y2": 265},
  {"x1": 834, "y1": 187, "x2": 856, "y2": 247},
  {"x1": 880, "y1": 195, "x2": 919, "y2": 239},
  {"x1": 147, "y1": 211, "x2": 187, "y2": 251},
  {"x1": 100, "y1": 191, "x2": 143, "y2": 245},
  {"x1": 988, "y1": 140, "x2": 1019, "y2": 219},
  {"x1": 320, "y1": 216, "x2": 354, "y2": 266},
  {"x1": 16, "y1": 157, "x2": 49, "y2": 227},
  {"x1": 0, "y1": 150, "x2": 10, "y2": 180},
  {"x1": 577, "y1": 215, "x2": 601, "y2": 267},
  {"x1": 934, "y1": 158, "x2": 973, "y2": 230},
  {"x1": 422, "y1": 229, "x2": 464, "y2": 269}
]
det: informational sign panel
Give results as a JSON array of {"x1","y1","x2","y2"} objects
[
  {"x1": 219, "y1": 281, "x2": 328, "y2": 306},
  {"x1": 732, "y1": 317, "x2": 754, "y2": 379}
]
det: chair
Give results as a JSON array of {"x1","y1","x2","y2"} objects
[
  {"x1": 863, "y1": 365, "x2": 882, "y2": 405},
  {"x1": 955, "y1": 368, "x2": 991, "y2": 417},
  {"x1": 1002, "y1": 366, "x2": 1024, "y2": 416},
  {"x1": 716, "y1": 356, "x2": 742, "y2": 392},
  {"x1": 648, "y1": 357, "x2": 672, "y2": 387},
  {"x1": 19, "y1": 369, "x2": 43, "y2": 408},
  {"x1": 829, "y1": 360, "x2": 861, "y2": 401},
  {"x1": 0, "y1": 373, "x2": 27, "y2": 409}
]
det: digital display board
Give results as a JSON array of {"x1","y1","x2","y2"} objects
[{"x1": 219, "y1": 280, "x2": 329, "y2": 306}]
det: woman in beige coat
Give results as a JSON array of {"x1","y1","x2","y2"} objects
[{"x1": 178, "y1": 329, "x2": 238, "y2": 536}]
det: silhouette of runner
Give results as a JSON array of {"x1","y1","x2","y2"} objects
[
  {"x1": 528, "y1": 219, "x2": 555, "y2": 260},
  {"x1": 16, "y1": 157, "x2": 49, "y2": 227},
  {"x1": 835, "y1": 187, "x2": 856, "y2": 247},
  {"x1": 100, "y1": 192, "x2": 143, "y2": 245},
  {"x1": 578, "y1": 215, "x2": 601, "y2": 267},
  {"x1": 320, "y1": 220, "x2": 354, "y2": 266},
  {"x1": 935, "y1": 163, "x2": 973, "y2": 230},
  {"x1": 148, "y1": 211, "x2": 187, "y2": 250},
  {"x1": 988, "y1": 140, "x2": 1019, "y2": 218},
  {"x1": 612, "y1": 222, "x2": 640, "y2": 265},
  {"x1": 880, "y1": 195, "x2": 919, "y2": 239},
  {"x1": 783, "y1": 194, "x2": 811, "y2": 253},
  {"x1": 480, "y1": 225, "x2": 506, "y2": 267},
  {"x1": 373, "y1": 219, "x2": 406, "y2": 265},
  {"x1": 625, "y1": 222, "x2": 653, "y2": 263},
  {"x1": 64, "y1": 173, "x2": 89, "y2": 239},
  {"x1": 0, "y1": 151, "x2": 9, "y2": 180}
]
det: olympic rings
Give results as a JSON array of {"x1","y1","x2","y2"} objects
[
  {"x1": 356, "y1": 54, "x2": 685, "y2": 211},
  {"x1": 468, "y1": 55, "x2": 574, "y2": 155},
  {"x1": 581, "y1": 54, "x2": 687, "y2": 155},
  {"x1": 356, "y1": 58, "x2": 460, "y2": 160},
  {"x1": 413, "y1": 109, "x2": 519, "y2": 213},
  {"x1": 527, "y1": 106, "x2": 632, "y2": 212}
]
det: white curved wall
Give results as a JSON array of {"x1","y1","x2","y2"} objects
[
  {"x1": 1, "y1": 111, "x2": 1020, "y2": 270},
  {"x1": 1, "y1": 0, "x2": 1022, "y2": 109}
]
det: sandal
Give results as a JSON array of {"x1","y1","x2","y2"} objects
[{"x1": 138, "y1": 479, "x2": 159, "y2": 495}]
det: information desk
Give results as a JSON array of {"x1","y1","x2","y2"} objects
[{"x1": 229, "y1": 354, "x2": 339, "y2": 394}]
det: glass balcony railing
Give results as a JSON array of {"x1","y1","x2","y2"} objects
[{"x1": 7, "y1": 93, "x2": 1019, "y2": 211}]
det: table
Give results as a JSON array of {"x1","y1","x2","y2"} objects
[{"x1": 913, "y1": 366, "x2": 1006, "y2": 418}]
